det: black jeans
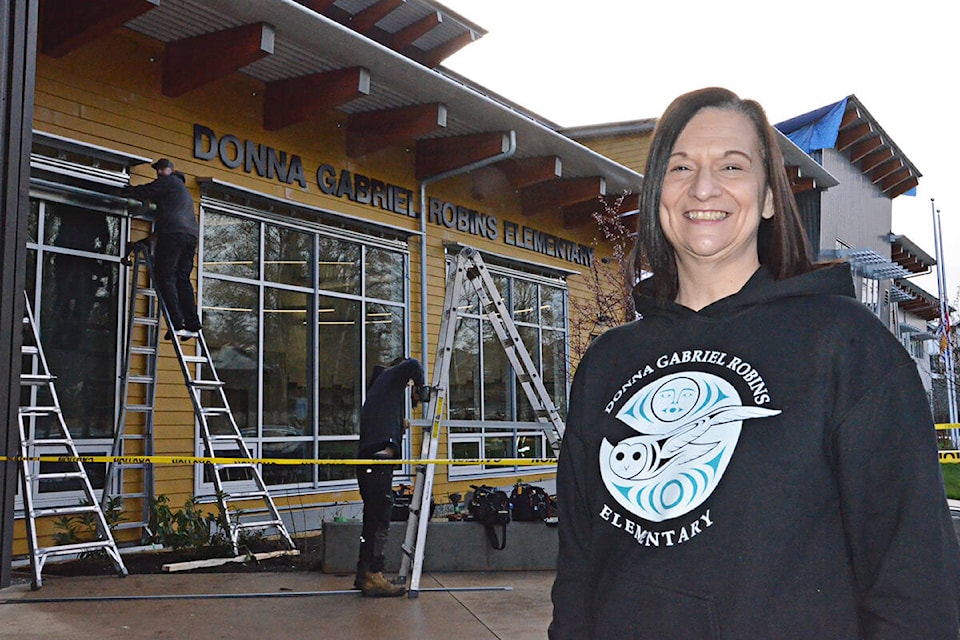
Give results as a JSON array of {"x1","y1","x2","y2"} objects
[
  {"x1": 356, "y1": 462, "x2": 395, "y2": 573},
  {"x1": 154, "y1": 233, "x2": 199, "y2": 330}
]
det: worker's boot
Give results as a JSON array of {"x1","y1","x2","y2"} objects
[
  {"x1": 353, "y1": 561, "x2": 365, "y2": 590},
  {"x1": 359, "y1": 571, "x2": 405, "y2": 597}
]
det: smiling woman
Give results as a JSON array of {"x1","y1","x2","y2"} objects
[{"x1": 549, "y1": 87, "x2": 960, "y2": 640}]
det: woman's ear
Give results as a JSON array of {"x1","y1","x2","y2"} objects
[{"x1": 761, "y1": 188, "x2": 774, "y2": 220}]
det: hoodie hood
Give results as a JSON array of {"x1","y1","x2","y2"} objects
[{"x1": 634, "y1": 262, "x2": 856, "y2": 321}]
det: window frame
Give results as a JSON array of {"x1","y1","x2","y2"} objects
[{"x1": 197, "y1": 199, "x2": 411, "y2": 495}]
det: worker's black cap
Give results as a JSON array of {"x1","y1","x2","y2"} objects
[{"x1": 151, "y1": 158, "x2": 174, "y2": 170}]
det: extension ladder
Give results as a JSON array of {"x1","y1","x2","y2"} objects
[
  {"x1": 398, "y1": 246, "x2": 564, "y2": 596},
  {"x1": 18, "y1": 291, "x2": 128, "y2": 589},
  {"x1": 102, "y1": 241, "x2": 295, "y2": 554}
]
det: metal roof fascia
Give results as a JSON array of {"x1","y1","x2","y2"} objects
[
  {"x1": 775, "y1": 129, "x2": 839, "y2": 190},
  {"x1": 194, "y1": 0, "x2": 642, "y2": 193}
]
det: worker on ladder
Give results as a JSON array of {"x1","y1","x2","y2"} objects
[
  {"x1": 123, "y1": 158, "x2": 201, "y2": 339},
  {"x1": 354, "y1": 357, "x2": 425, "y2": 597}
]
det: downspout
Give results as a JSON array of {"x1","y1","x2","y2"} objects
[{"x1": 418, "y1": 130, "x2": 517, "y2": 372}]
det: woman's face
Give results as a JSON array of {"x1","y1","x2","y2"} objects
[{"x1": 659, "y1": 107, "x2": 773, "y2": 276}]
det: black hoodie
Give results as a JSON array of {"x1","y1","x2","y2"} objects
[
  {"x1": 357, "y1": 358, "x2": 424, "y2": 458},
  {"x1": 550, "y1": 263, "x2": 960, "y2": 639}
]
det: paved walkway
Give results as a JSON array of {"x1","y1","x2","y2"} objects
[{"x1": 0, "y1": 569, "x2": 555, "y2": 639}]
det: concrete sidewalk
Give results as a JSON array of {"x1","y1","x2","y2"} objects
[{"x1": 0, "y1": 569, "x2": 555, "y2": 640}]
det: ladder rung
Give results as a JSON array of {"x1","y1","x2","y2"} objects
[
  {"x1": 36, "y1": 471, "x2": 87, "y2": 481},
  {"x1": 20, "y1": 406, "x2": 61, "y2": 417},
  {"x1": 224, "y1": 490, "x2": 270, "y2": 501},
  {"x1": 33, "y1": 504, "x2": 99, "y2": 518},
  {"x1": 133, "y1": 316, "x2": 159, "y2": 327},
  {"x1": 20, "y1": 374, "x2": 54, "y2": 385},
  {"x1": 124, "y1": 404, "x2": 155, "y2": 413},
  {"x1": 208, "y1": 433, "x2": 243, "y2": 443},
  {"x1": 201, "y1": 407, "x2": 232, "y2": 416},
  {"x1": 21, "y1": 345, "x2": 39, "y2": 356},
  {"x1": 112, "y1": 461, "x2": 149, "y2": 469},
  {"x1": 136, "y1": 287, "x2": 158, "y2": 297},
  {"x1": 131, "y1": 346, "x2": 157, "y2": 356},
  {"x1": 182, "y1": 355, "x2": 207, "y2": 364},
  {"x1": 215, "y1": 462, "x2": 256, "y2": 471},
  {"x1": 189, "y1": 379, "x2": 224, "y2": 389},
  {"x1": 22, "y1": 438, "x2": 72, "y2": 448},
  {"x1": 113, "y1": 520, "x2": 149, "y2": 531},
  {"x1": 127, "y1": 375, "x2": 156, "y2": 384},
  {"x1": 234, "y1": 519, "x2": 283, "y2": 530},
  {"x1": 37, "y1": 540, "x2": 115, "y2": 556}
]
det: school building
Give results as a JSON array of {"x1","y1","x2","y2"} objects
[
  {"x1": 4, "y1": 0, "x2": 948, "y2": 571},
  {"x1": 8, "y1": 0, "x2": 645, "y2": 558}
]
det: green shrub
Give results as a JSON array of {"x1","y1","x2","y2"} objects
[
  {"x1": 942, "y1": 464, "x2": 960, "y2": 500},
  {"x1": 148, "y1": 494, "x2": 230, "y2": 551}
]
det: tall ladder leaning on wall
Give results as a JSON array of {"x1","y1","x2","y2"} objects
[
  {"x1": 398, "y1": 246, "x2": 565, "y2": 597},
  {"x1": 101, "y1": 240, "x2": 296, "y2": 555},
  {"x1": 18, "y1": 291, "x2": 128, "y2": 589}
]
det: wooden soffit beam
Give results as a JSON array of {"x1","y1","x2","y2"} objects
[
  {"x1": 350, "y1": 0, "x2": 404, "y2": 34},
  {"x1": 470, "y1": 156, "x2": 562, "y2": 202},
  {"x1": 409, "y1": 31, "x2": 475, "y2": 69},
  {"x1": 347, "y1": 103, "x2": 446, "y2": 158},
  {"x1": 879, "y1": 166, "x2": 911, "y2": 191},
  {"x1": 848, "y1": 136, "x2": 884, "y2": 163},
  {"x1": 298, "y1": 0, "x2": 339, "y2": 12},
  {"x1": 265, "y1": 67, "x2": 370, "y2": 131},
  {"x1": 561, "y1": 198, "x2": 605, "y2": 229},
  {"x1": 835, "y1": 123, "x2": 872, "y2": 152},
  {"x1": 385, "y1": 11, "x2": 441, "y2": 50},
  {"x1": 562, "y1": 192, "x2": 638, "y2": 230},
  {"x1": 415, "y1": 131, "x2": 512, "y2": 180},
  {"x1": 498, "y1": 156, "x2": 562, "y2": 189},
  {"x1": 859, "y1": 147, "x2": 893, "y2": 172},
  {"x1": 521, "y1": 177, "x2": 606, "y2": 217},
  {"x1": 870, "y1": 157, "x2": 903, "y2": 183},
  {"x1": 791, "y1": 177, "x2": 816, "y2": 194},
  {"x1": 886, "y1": 175, "x2": 919, "y2": 199},
  {"x1": 163, "y1": 23, "x2": 275, "y2": 98},
  {"x1": 39, "y1": 0, "x2": 159, "y2": 58}
]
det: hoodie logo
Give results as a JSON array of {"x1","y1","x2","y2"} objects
[{"x1": 600, "y1": 371, "x2": 779, "y2": 522}]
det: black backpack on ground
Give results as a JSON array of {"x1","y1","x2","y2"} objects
[
  {"x1": 509, "y1": 482, "x2": 552, "y2": 522},
  {"x1": 468, "y1": 485, "x2": 511, "y2": 550}
]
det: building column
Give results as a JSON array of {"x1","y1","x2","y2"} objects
[{"x1": 0, "y1": 0, "x2": 37, "y2": 588}]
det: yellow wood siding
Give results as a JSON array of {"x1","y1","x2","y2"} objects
[{"x1": 24, "y1": 26, "x2": 629, "y2": 552}]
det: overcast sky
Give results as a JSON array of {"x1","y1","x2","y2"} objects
[{"x1": 437, "y1": 0, "x2": 958, "y2": 309}]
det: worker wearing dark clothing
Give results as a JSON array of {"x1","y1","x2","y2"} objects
[
  {"x1": 354, "y1": 358, "x2": 425, "y2": 597},
  {"x1": 124, "y1": 158, "x2": 201, "y2": 337}
]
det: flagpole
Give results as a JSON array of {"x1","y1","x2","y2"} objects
[{"x1": 932, "y1": 199, "x2": 958, "y2": 433}]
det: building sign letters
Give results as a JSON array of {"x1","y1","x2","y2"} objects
[{"x1": 194, "y1": 124, "x2": 593, "y2": 267}]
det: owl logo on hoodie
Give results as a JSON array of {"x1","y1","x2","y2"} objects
[{"x1": 599, "y1": 371, "x2": 779, "y2": 522}]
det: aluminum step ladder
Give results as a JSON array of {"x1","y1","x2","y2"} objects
[
  {"x1": 398, "y1": 246, "x2": 564, "y2": 596},
  {"x1": 18, "y1": 291, "x2": 128, "y2": 589},
  {"x1": 103, "y1": 241, "x2": 295, "y2": 555}
]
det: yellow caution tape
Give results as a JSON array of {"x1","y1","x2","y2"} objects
[
  {"x1": 936, "y1": 423, "x2": 960, "y2": 430},
  {"x1": 0, "y1": 454, "x2": 557, "y2": 467},
  {"x1": 940, "y1": 450, "x2": 960, "y2": 463}
]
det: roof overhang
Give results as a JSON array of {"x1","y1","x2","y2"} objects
[
  {"x1": 38, "y1": 0, "x2": 641, "y2": 222},
  {"x1": 887, "y1": 233, "x2": 936, "y2": 275},
  {"x1": 777, "y1": 95, "x2": 921, "y2": 200},
  {"x1": 893, "y1": 277, "x2": 944, "y2": 322}
]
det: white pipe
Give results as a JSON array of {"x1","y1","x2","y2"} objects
[{"x1": 417, "y1": 131, "x2": 517, "y2": 371}]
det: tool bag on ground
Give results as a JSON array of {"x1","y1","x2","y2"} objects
[
  {"x1": 509, "y1": 482, "x2": 552, "y2": 523},
  {"x1": 467, "y1": 485, "x2": 511, "y2": 550}
]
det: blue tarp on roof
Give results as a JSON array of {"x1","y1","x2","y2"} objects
[{"x1": 774, "y1": 97, "x2": 848, "y2": 154}]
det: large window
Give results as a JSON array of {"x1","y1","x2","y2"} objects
[
  {"x1": 201, "y1": 205, "x2": 408, "y2": 490},
  {"x1": 445, "y1": 256, "x2": 568, "y2": 477},
  {"x1": 22, "y1": 198, "x2": 126, "y2": 503}
]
